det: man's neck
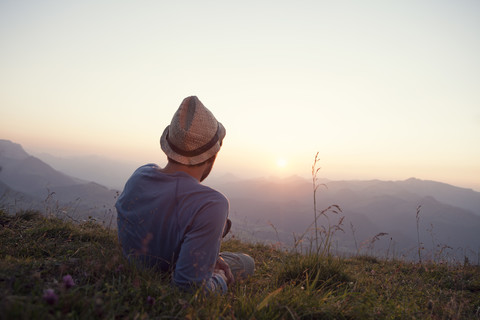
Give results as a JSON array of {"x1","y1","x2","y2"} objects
[{"x1": 160, "y1": 162, "x2": 204, "y2": 182}]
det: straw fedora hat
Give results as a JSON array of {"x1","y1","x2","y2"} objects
[{"x1": 160, "y1": 96, "x2": 226, "y2": 165}]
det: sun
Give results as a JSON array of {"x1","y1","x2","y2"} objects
[{"x1": 276, "y1": 158, "x2": 288, "y2": 168}]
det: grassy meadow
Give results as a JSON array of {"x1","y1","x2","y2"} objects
[{"x1": 0, "y1": 209, "x2": 479, "y2": 319}]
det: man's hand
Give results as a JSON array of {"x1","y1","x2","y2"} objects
[
  {"x1": 215, "y1": 257, "x2": 234, "y2": 285},
  {"x1": 214, "y1": 269, "x2": 228, "y2": 284}
]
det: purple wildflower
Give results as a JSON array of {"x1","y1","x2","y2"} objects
[
  {"x1": 147, "y1": 296, "x2": 155, "y2": 306},
  {"x1": 43, "y1": 288, "x2": 58, "y2": 305},
  {"x1": 63, "y1": 274, "x2": 75, "y2": 289}
]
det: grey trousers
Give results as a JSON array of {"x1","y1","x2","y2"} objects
[{"x1": 219, "y1": 252, "x2": 255, "y2": 280}]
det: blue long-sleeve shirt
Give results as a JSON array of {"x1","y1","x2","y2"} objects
[{"x1": 116, "y1": 164, "x2": 228, "y2": 293}]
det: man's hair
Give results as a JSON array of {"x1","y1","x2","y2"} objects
[{"x1": 167, "y1": 155, "x2": 216, "y2": 168}]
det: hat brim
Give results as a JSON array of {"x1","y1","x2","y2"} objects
[{"x1": 160, "y1": 122, "x2": 226, "y2": 166}]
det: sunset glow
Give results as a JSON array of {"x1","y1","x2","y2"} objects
[
  {"x1": 276, "y1": 158, "x2": 287, "y2": 169},
  {"x1": 1, "y1": 1, "x2": 479, "y2": 191}
]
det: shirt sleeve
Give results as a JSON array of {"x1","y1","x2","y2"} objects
[{"x1": 172, "y1": 196, "x2": 229, "y2": 294}]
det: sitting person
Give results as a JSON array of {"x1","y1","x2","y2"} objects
[{"x1": 116, "y1": 96, "x2": 254, "y2": 293}]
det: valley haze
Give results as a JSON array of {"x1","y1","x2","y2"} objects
[{"x1": 1, "y1": 139, "x2": 480, "y2": 263}]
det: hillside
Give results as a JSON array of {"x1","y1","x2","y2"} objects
[
  {"x1": 2, "y1": 139, "x2": 480, "y2": 262},
  {"x1": 210, "y1": 176, "x2": 480, "y2": 262},
  {"x1": 1, "y1": 209, "x2": 479, "y2": 319},
  {"x1": 0, "y1": 140, "x2": 118, "y2": 222}
]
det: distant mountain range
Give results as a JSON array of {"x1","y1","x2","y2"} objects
[
  {"x1": 32, "y1": 152, "x2": 140, "y2": 190},
  {"x1": 0, "y1": 140, "x2": 118, "y2": 224},
  {"x1": 2, "y1": 139, "x2": 479, "y2": 262},
  {"x1": 209, "y1": 175, "x2": 480, "y2": 262}
]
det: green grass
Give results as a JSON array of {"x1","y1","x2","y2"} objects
[{"x1": 1, "y1": 209, "x2": 479, "y2": 319}]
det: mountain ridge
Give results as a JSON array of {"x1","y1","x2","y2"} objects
[
  {"x1": 0, "y1": 140, "x2": 117, "y2": 222},
  {"x1": 1, "y1": 139, "x2": 479, "y2": 261}
]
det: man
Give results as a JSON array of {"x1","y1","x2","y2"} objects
[{"x1": 116, "y1": 96, "x2": 254, "y2": 294}]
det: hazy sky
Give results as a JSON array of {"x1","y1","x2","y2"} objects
[{"x1": 1, "y1": 0, "x2": 479, "y2": 190}]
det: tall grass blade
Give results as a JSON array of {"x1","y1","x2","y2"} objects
[{"x1": 256, "y1": 287, "x2": 283, "y2": 311}]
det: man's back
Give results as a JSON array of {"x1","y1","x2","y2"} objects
[
  {"x1": 116, "y1": 96, "x2": 253, "y2": 293},
  {"x1": 116, "y1": 163, "x2": 229, "y2": 290}
]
